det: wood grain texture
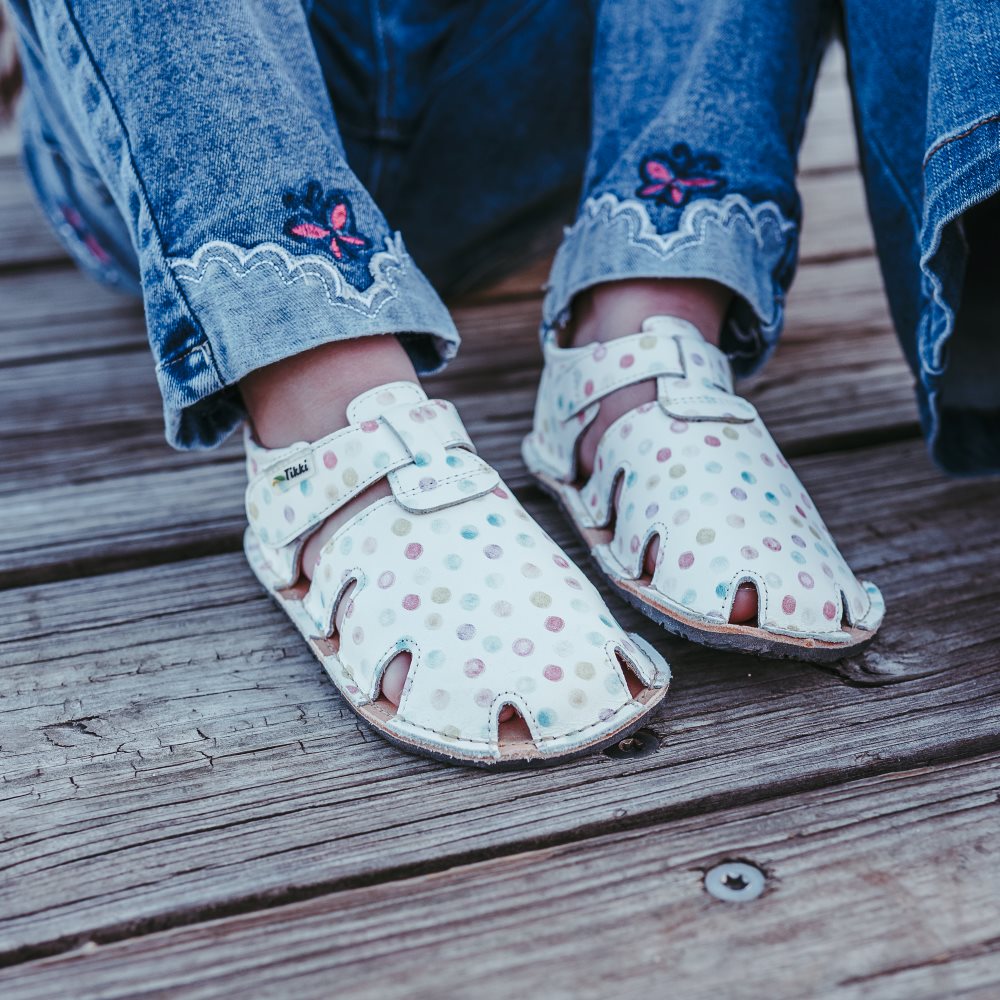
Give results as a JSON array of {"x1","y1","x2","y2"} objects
[
  {"x1": 0, "y1": 162, "x2": 66, "y2": 269},
  {"x1": 0, "y1": 261, "x2": 143, "y2": 364},
  {"x1": 3, "y1": 40, "x2": 994, "y2": 1000},
  {"x1": 0, "y1": 122, "x2": 21, "y2": 161},
  {"x1": 0, "y1": 316, "x2": 917, "y2": 586},
  {"x1": 3, "y1": 747, "x2": 998, "y2": 999},
  {"x1": 2, "y1": 437, "x2": 999, "y2": 959}
]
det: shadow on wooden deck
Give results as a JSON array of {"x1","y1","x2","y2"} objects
[{"x1": 1, "y1": 46, "x2": 999, "y2": 1000}]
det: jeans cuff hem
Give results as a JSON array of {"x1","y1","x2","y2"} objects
[
  {"x1": 542, "y1": 192, "x2": 796, "y2": 373},
  {"x1": 156, "y1": 234, "x2": 459, "y2": 449}
]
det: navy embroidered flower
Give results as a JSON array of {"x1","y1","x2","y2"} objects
[
  {"x1": 637, "y1": 144, "x2": 725, "y2": 207},
  {"x1": 283, "y1": 182, "x2": 369, "y2": 261}
]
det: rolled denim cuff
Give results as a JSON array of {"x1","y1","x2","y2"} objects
[
  {"x1": 915, "y1": 117, "x2": 1000, "y2": 476},
  {"x1": 157, "y1": 234, "x2": 459, "y2": 450},
  {"x1": 542, "y1": 193, "x2": 797, "y2": 374}
]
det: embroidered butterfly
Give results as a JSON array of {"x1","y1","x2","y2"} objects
[
  {"x1": 283, "y1": 182, "x2": 369, "y2": 261},
  {"x1": 636, "y1": 144, "x2": 725, "y2": 207}
]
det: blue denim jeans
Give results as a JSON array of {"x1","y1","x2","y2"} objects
[{"x1": 9, "y1": 1, "x2": 1000, "y2": 473}]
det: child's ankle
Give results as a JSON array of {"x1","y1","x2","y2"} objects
[
  {"x1": 564, "y1": 278, "x2": 732, "y2": 349},
  {"x1": 240, "y1": 334, "x2": 419, "y2": 448}
]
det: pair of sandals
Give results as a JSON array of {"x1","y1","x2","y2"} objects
[{"x1": 244, "y1": 316, "x2": 884, "y2": 767}]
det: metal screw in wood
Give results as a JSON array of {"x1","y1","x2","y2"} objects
[
  {"x1": 704, "y1": 861, "x2": 766, "y2": 902},
  {"x1": 603, "y1": 728, "x2": 660, "y2": 759}
]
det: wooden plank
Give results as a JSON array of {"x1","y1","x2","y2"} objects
[
  {"x1": 3, "y1": 753, "x2": 997, "y2": 999},
  {"x1": 0, "y1": 262, "x2": 145, "y2": 364},
  {"x1": 799, "y1": 42, "x2": 859, "y2": 176},
  {"x1": 0, "y1": 158, "x2": 68, "y2": 268},
  {"x1": 0, "y1": 317, "x2": 917, "y2": 585},
  {"x1": 0, "y1": 246, "x2": 900, "y2": 461},
  {"x1": 0, "y1": 121, "x2": 21, "y2": 161},
  {"x1": 1, "y1": 437, "x2": 999, "y2": 958}
]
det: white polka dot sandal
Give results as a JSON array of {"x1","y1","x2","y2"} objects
[
  {"x1": 243, "y1": 381, "x2": 670, "y2": 767},
  {"x1": 523, "y1": 317, "x2": 886, "y2": 662}
]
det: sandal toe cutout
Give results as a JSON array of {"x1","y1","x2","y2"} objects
[
  {"x1": 244, "y1": 381, "x2": 670, "y2": 766},
  {"x1": 524, "y1": 316, "x2": 885, "y2": 662}
]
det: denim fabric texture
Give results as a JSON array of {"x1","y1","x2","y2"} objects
[{"x1": 8, "y1": 0, "x2": 1000, "y2": 472}]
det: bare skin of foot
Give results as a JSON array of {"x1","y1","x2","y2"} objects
[
  {"x1": 240, "y1": 280, "x2": 753, "y2": 723},
  {"x1": 565, "y1": 278, "x2": 759, "y2": 625},
  {"x1": 241, "y1": 335, "x2": 519, "y2": 719}
]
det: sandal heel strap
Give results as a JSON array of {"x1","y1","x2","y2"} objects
[{"x1": 542, "y1": 329, "x2": 684, "y2": 419}]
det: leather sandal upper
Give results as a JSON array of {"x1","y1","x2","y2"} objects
[
  {"x1": 244, "y1": 381, "x2": 670, "y2": 760},
  {"x1": 525, "y1": 317, "x2": 885, "y2": 643}
]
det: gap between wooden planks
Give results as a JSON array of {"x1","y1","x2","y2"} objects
[
  {"x1": 1, "y1": 750, "x2": 998, "y2": 998},
  {"x1": 2, "y1": 436, "x2": 999, "y2": 961},
  {"x1": 2, "y1": 753, "x2": 997, "y2": 1000},
  {"x1": 3, "y1": 39, "x2": 996, "y2": 992}
]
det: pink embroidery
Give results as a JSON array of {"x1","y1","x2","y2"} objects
[
  {"x1": 636, "y1": 144, "x2": 725, "y2": 207},
  {"x1": 283, "y1": 183, "x2": 370, "y2": 262},
  {"x1": 60, "y1": 204, "x2": 112, "y2": 264},
  {"x1": 290, "y1": 222, "x2": 330, "y2": 240}
]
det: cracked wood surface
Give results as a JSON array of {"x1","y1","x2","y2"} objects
[
  {"x1": 4, "y1": 754, "x2": 998, "y2": 1000},
  {"x1": 2, "y1": 438, "x2": 1000, "y2": 958},
  {"x1": 1, "y1": 42, "x2": 998, "y2": 1000}
]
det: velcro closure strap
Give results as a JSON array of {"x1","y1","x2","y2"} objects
[
  {"x1": 549, "y1": 331, "x2": 685, "y2": 419},
  {"x1": 382, "y1": 399, "x2": 498, "y2": 512},
  {"x1": 246, "y1": 422, "x2": 411, "y2": 548},
  {"x1": 657, "y1": 378, "x2": 758, "y2": 422},
  {"x1": 657, "y1": 333, "x2": 756, "y2": 422}
]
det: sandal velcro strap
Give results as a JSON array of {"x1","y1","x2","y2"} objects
[
  {"x1": 657, "y1": 322, "x2": 757, "y2": 422},
  {"x1": 380, "y1": 398, "x2": 499, "y2": 513},
  {"x1": 544, "y1": 329, "x2": 685, "y2": 419},
  {"x1": 245, "y1": 382, "x2": 492, "y2": 548},
  {"x1": 246, "y1": 382, "x2": 499, "y2": 548},
  {"x1": 246, "y1": 422, "x2": 411, "y2": 548}
]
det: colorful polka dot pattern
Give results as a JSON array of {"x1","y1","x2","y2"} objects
[
  {"x1": 530, "y1": 328, "x2": 685, "y2": 481},
  {"x1": 245, "y1": 384, "x2": 490, "y2": 549},
  {"x1": 527, "y1": 316, "x2": 882, "y2": 641},
  {"x1": 245, "y1": 382, "x2": 669, "y2": 754},
  {"x1": 301, "y1": 484, "x2": 661, "y2": 745}
]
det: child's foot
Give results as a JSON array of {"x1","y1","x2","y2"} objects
[
  {"x1": 243, "y1": 339, "x2": 574, "y2": 726},
  {"x1": 564, "y1": 280, "x2": 758, "y2": 624},
  {"x1": 241, "y1": 337, "x2": 671, "y2": 766},
  {"x1": 523, "y1": 287, "x2": 885, "y2": 661},
  {"x1": 242, "y1": 336, "x2": 414, "y2": 705}
]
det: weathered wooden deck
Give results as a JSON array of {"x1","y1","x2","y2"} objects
[{"x1": 2, "y1": 49, "x2": 999, "y2": 999}]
